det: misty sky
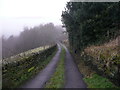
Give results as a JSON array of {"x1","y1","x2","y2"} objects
[{"x1": 0, "y1": 0, "x2": 69, "y2": 37}]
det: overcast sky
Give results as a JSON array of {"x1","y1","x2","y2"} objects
[{"x1": 0, "y1": 0, "x2": 69, "y2": 38}]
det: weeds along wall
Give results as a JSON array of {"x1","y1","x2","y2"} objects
[
  {"x1": 2, "y1": 45, "x2": 57, "y2": 88},
  {"x1": 80, "y1": 49, "x2": 120, "y2": 86}
]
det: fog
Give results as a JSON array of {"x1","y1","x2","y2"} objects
[
  {"x1": 0, "y1": 0, "x2": 69, "y2": 37},
  {"x1": 2, "y1": 23, "x2": 67, "y2": 58},
  {"x1": 0, "y1": 0, "x2": 70, "y2": 59},
  {"x1": 1, "y1": 17, "x2": 62, "y2": 38}
]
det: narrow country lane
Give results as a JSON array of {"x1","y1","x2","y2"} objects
[
  {"x1": 62, "y1": 44, "x2": 87, "y2": 88},
  {"x1": 21, "y1": 44, "x2": 62, "y2": 88}
]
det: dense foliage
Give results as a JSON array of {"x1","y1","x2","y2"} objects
[
  {"x1": 62, "y1": 2, "x2": 120, "y2": 87},
  {"x1": 62, "y1": 2, "x2": 120, "y2": 51}
]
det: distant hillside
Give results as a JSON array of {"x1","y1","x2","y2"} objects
[{"x1": 2, "y1": 23, "x2": 66, "y2": 58}]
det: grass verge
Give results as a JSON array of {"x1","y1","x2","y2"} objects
[
  {"x1": 84, "y1": 74, "x2": 116, "y2": 88},
  {"x1": 2, "y1": 45, "x2": 57, "y2": 88},
  {"x1": 45, "y1": 47, "x2": 65, "y2": 88},
  {"x1": 70, "y1": 50, "x2": 118, "y2": 88}
]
